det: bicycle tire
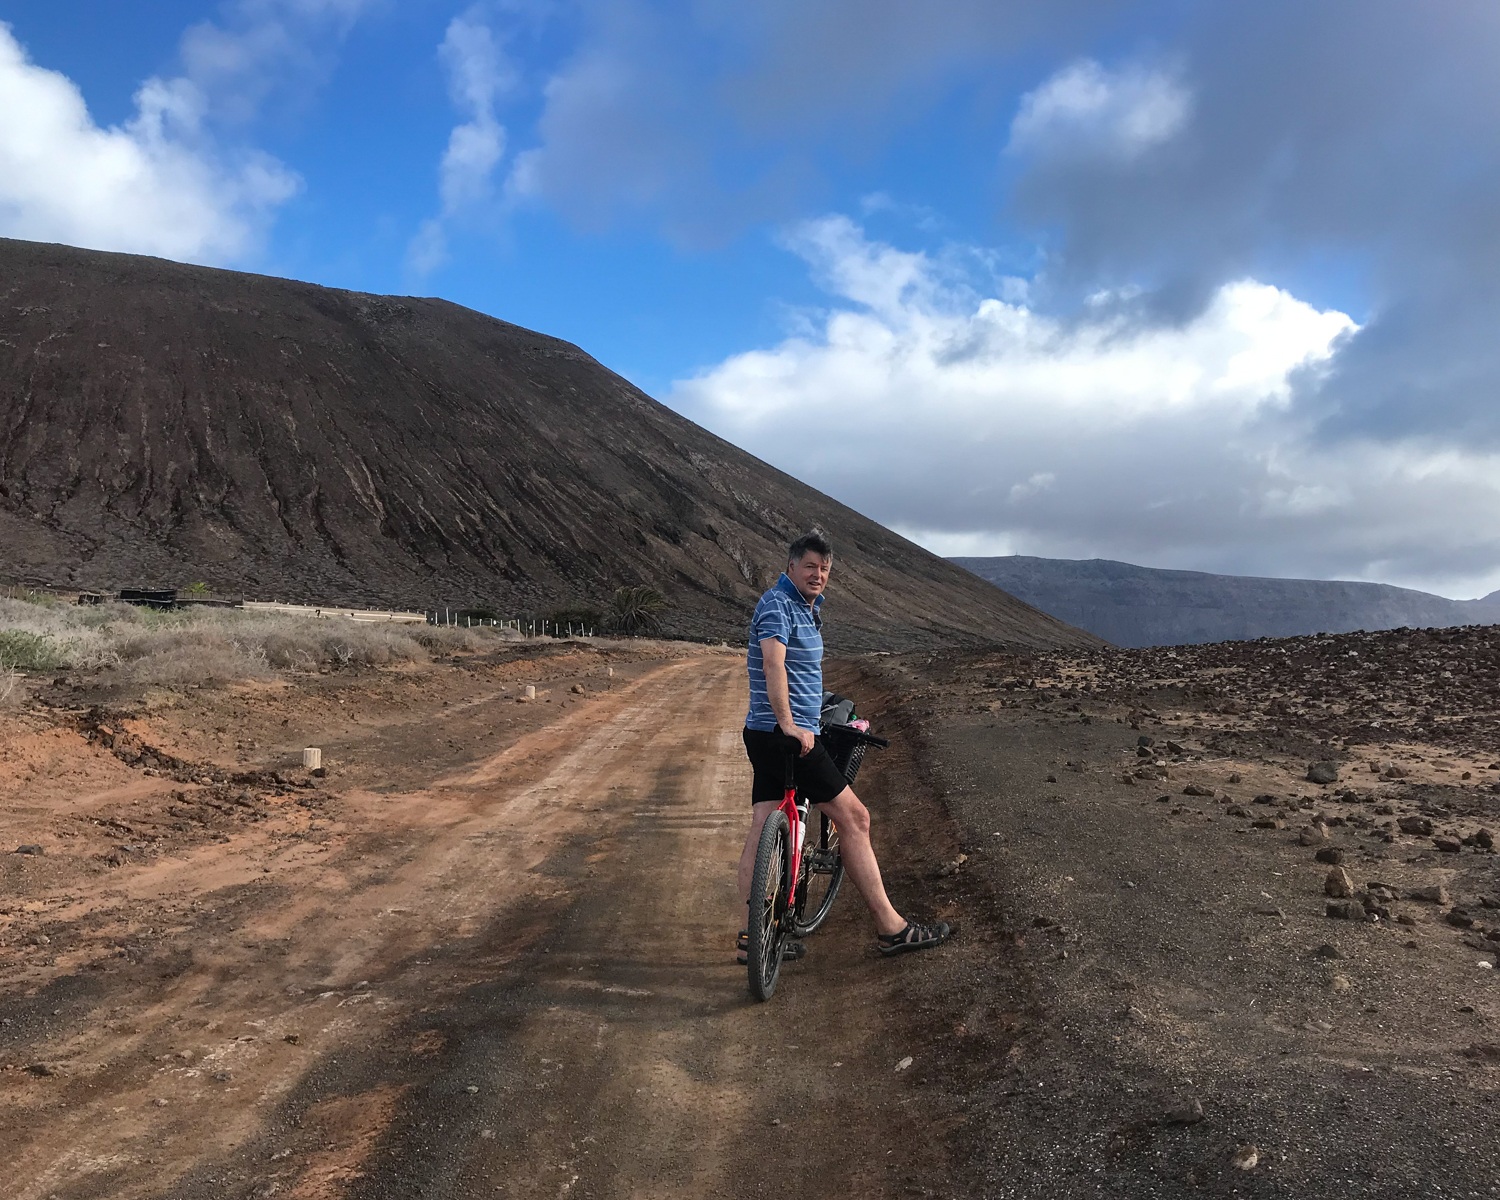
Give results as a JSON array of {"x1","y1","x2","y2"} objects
[
  {"x1": 792, "y1": 810, "x2": 843, "y2": 936},
  {"x1": 747, "y1": 808, "x2": 793, "y2": 1002}
]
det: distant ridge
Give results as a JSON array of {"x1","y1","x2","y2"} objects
[
  {"x1": 952, "y1": 555, "x2": 1500, "y2": 648},
  {"x1": 0, "y1": 237, "x2": 1098, "y2": 653}
]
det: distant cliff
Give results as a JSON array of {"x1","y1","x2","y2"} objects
[{"x1": 952, "y1": 556, "x2": 1500, "y2": 648}]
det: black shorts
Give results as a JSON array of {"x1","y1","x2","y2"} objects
[{"x1": 742, "y1": 728, "x2": 850, "y2": 807}]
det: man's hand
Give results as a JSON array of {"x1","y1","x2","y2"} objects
[{"x1": 779, "y1": 722, "x2": 815, "y2": 757}]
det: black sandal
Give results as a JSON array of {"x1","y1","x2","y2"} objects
[
  {"x1": 877, "y1": 920, "x2": 953, "y2": 956},
  {"x1": 735, "y1": 929, "x2": 808, "y2": 965}
]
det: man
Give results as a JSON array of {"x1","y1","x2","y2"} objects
[{"x1": 737, "y1": 531, "x2": 951, "y2": 961}]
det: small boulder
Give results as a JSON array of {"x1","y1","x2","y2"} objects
[
  {"x1": 1324, "y1": 868, "x2": 1356, "y2": 898},
  {"x1": 1410, "y1": 884, "x2": 1450, "y2": 904},
  {"x1": 1326, "y1": 900, "x2": 1366, "y2": 920},
  {"x1": 1307, "y1": 761, "x2": 1340, "y2": 785},
  {"x1": 1432, "y1": 835, "x2": 1463, "y2": 854},
  {"x1": 14, "y1": 844, "x2": 44, "y2": 856},
  {"x1": 1183, "y1": 783, "x2": 1215, "y2": 797},
  {"x1": 1299, "y1": 823, "x2": 1330, "y2": 846},
  {"x1": 1315, "y1": 847, "x2": 1345, "y2": 865},
  {"x1": 1398, "y1": 815, "x2": 1434, "y2": 836}
]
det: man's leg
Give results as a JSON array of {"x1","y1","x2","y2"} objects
[
  {"x1": 815, "y1": 786, "x2": 907, "y2": 938},
  {"x1": 737, "y1": 800, "x2": 782, "y2": 907}
]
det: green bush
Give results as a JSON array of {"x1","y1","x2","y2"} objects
[
  {"x1": 607, "y1": 586, "x2": 667, "y2": 635},
  {"x1": 0, "y1": 629, "x2": 67, "y2": 671}
]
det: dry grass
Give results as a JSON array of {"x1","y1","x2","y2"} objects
[{"x1": 0, "y1": 597, "x2": 517, "y2": 691}]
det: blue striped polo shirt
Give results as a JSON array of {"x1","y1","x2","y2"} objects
[{"x1": 745, "y1": 573, "x2": 824, "y2": 732}]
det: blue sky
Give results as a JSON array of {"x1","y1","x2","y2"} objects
[{"x1": 4, "y1": 1, "x2": 1500, "y2": 599}]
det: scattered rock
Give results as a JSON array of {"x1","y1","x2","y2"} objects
[
  {"x1": 465, "y1": 1085, "x2": 480, "y2": 1094},
  {"x1": 1330, "y1": 975, "x2": 1352, "y2": 993},
  {"x1": 26, "y1": 1063, "x2": 57, "y2": 1077},
  {"x1": 1432, "y1": 835, "x2": 1463, "y2": 854},
  {"x1": 1315, "y1": 847, "x2": 1345, "y2": 865},
  {"x1": 1231, "y1": 1145, "x2": 1259, "y2": 1171},
  {"x1": 1307, "y1": 761, "x2": 1340, "y2": 784},
  {"x1": 1162, "y1": 1097, "x2": 1204, "y2": 1125},
  {"x1": 1311, "y1": 943, "x2": 1345, "y2": 960},
  {"x1": 1477, "y1": 829, "x2": 1495, "y2": 850},
  {"x1": 571, "y1": 683, "x2": 586, "y2": 694},
  {"x1": 1252, "y1": 818, "x2": 1282, "y2": 830},
  {"x1": 1227, "y1": 805, "x2": 1252, "y2": 817},
  {"x1": 1299, "y1": 823, "x2": 1329, "y2": 846},
  {"x1": 1326, "y1": 900, "x2": 1366, "y2": 920},
  {"x1": 1324, "y1": 868, "x2": 1355, "y2": 898},
  {"x1": 14, "y1": 844, "x2": 44, "y2": 855},
  {"x1": 1410, "y1": 885, "x2": 1450, "y2": 904},
  {"x1": 1398, "y1": 815, "x2": 1434, "y2": 836},
  {"x1": 894, "y1": 1056, "x2": 913, "y2": 1072},
  {"x1": 1446, "y1": 910, "x2": 1477, "y2": 929},
  {"x1": 1182, "y1": 783, "x2": 1214, "y2": 797}
]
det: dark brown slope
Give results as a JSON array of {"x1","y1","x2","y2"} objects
[{"x1": 0, "y1": 237, "x2": 1095, "y2": 651}]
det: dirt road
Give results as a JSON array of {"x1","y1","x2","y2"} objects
[{"x1": 3, "y1": 647, "x2": 957, "y2": 1199}]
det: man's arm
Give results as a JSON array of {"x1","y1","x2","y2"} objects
[{"x1": 760, "y1": 636, "x2": 814, "y2": 757}]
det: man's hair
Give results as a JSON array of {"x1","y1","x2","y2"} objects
[{"x1": 787, "y1": 531, "x2": 832, "y2": 563}]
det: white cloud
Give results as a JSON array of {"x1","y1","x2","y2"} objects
[
  {"x1": 1009, "y1": 58, "x2": 1190, "y2": 161},
  {"x1": 409, "y1": 10, "x2": 514, "y2": 275},
  {"x1": 0, "y1": 23, "x2": 297, "y2": 263},
  {"x1": 669, "y1": 218, "x2": 1500, "y2": 598}
]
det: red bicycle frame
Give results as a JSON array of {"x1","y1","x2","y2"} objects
[{"x1": 778, "y1": 785, "x2": 804, "y2": 911}]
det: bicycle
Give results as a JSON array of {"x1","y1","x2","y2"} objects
[{"x1": 746, "y1": 702, "x2": 888, "y2": 1002}]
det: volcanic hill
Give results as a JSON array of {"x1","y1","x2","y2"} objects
[{"x1": 0, "y1": 237, "x2": 1092, "y2": 651}]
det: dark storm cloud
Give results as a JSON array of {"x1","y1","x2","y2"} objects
[{"x1": 1009, "y1": 1, "x2": 1500, "y2": 444}]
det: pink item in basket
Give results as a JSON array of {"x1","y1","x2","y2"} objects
[{"x1": 851, "y1": 718, "x2": 870, "y2": 732}]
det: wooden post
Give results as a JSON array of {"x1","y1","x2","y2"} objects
[{"x1": 303, "y1": 748, "x2": 322, "y2": 770}]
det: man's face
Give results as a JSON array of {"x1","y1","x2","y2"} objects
[{"x1": 788, "y1": 552, "x2": 832, "y2": 601}]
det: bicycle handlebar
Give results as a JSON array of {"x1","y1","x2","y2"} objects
[{"x1": 820, "y1": 725, "x2": 890, "y2": 749}]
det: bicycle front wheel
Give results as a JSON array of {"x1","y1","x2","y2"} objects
[
  {"x1": 792, "y1": 810, "x2": 843, "y2": 936},
  {"x1": 747, "y1": 808, "x2": 793, "y2": 1002}
]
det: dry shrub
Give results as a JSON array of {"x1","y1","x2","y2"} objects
[
  {"x1": 0, "y1": 599, "x2": 501, "y2": 692},
  {"x1": 409, "y1": 625, "x2": 496, "y2": 653},
  {"x1": 122, "y1": 628, "x2": 274, "y2": 686},
  {"x1": 0, "y1": 668, "x2": 23, "y2": 708}
]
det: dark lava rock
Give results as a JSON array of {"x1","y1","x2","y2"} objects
[
  {"x1": 1410, "y1": 884, "x2": 1451, "y2": 904},
  {"x1": 1311, "y1": 943, "x2": 1346, "y2": 959},
  {"x1": 1315, "y1": 847, "x2": 1345, "y2": 865},
  {"x1": 1326, "y1": 900, "x2": 1367, "y2": 920},
  {"x1": 1398, "y1": 815, "x2": 1435, "y2": 836},
  {"x1": 14, "y1": 844, "x2": 44, "y2": 855},
  {"x1": 1432, "y1": 835, "x2": 1463, "y2": 853},
  {"x1": 1307, "y1": 761, "x2": 1341, "y2": 784},
  {"x1": 1183, "y1": 783, "x2": 1215, "y2": 797},
  {"x1": 1446, "y1": 910, "x2": 1477, "y2": 929}
]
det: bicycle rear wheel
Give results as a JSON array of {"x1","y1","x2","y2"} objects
[
  {"x1": 747, "y1": 809, "x2": 793, "y2": 1002},
  {"x1": 792, "y1": 810, "x2": 843, "y2": 936}
]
